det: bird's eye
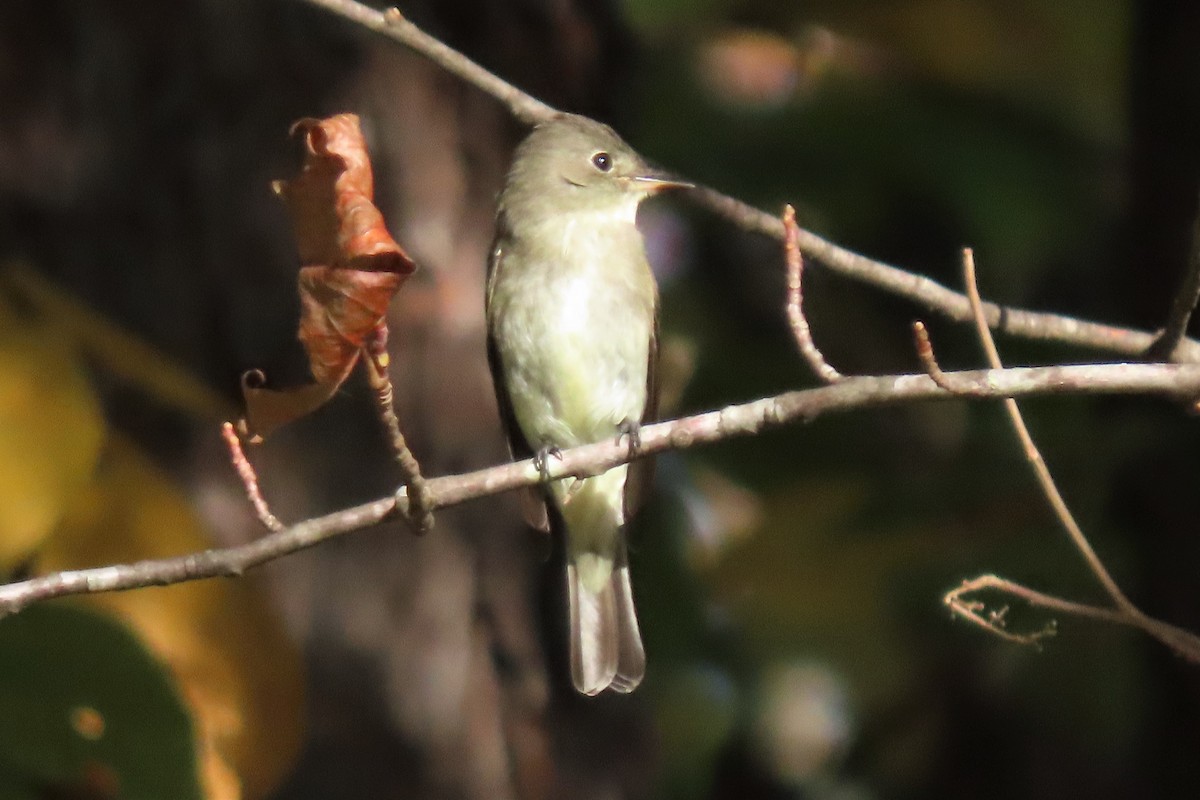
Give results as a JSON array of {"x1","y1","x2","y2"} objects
[{"x1": 591, "y1": 151, "x2": 612, "y2": 172}]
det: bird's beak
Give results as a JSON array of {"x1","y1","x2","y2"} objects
[{"x1": 629, "y1": 169, "x2": 693, "y2": 193}]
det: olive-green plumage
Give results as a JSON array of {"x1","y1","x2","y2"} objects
[{"x1": 486, "y1": 113, "x2": 684, "y2": 695}]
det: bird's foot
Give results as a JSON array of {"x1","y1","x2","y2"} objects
[
  {"x1": 616, "y1": 419, "x2": 642, "y2": 458},
  {"x1": 533, "y1": 445, "x2": 564, "y2": 483}
]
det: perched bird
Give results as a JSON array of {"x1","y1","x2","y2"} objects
[{"x1": 486, "y1": 113, "x2": 687, "y2": 695}]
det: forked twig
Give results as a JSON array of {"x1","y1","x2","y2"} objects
[
  {"x1": 944, "y1": 576, "x2": 1060, "y2": 646},
  {"x1": 945, "y1": 575, "x2": 1200, "y2": 662},
  {"x1": 960, "y1": 249, "x2": 1134, "y2": 613},
  {"x1": 783, "y1": 204, "x2": 842, "y2": 383},
  {"x1": 945, "y1": 249, "x2": 1200, "y2": 662}
]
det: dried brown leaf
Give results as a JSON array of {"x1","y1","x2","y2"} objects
[{"x1": 242, "y1": 114, "x2": 415, "y2": 438}]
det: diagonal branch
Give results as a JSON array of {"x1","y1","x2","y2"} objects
[
  {"x1": 5, "y1": 361, "x2": 1200, "y2": 617},
  {"x1": 293, "y1": 0, "x2": 1200, "y2": 364},
  {"x1": 939, "y1": 249, "x2": 1200, "y2": 663},
  {"x1": 959, "y1": 249, "x2": 1134, "y2": 612},
  {"x1": 688, "y1": 188, "x2": 1200, "y2": 361},
  {"x1": 363, "y1": 325, "x2": 434, "y2": 534},
  {"x1": 783, "y1": 204, "x2": 842, "y2": 383},
  {"x1": 302, "y1": 0, "x2": 555, "y2": 125}
]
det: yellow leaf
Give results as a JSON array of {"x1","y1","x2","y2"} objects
[{"x1": 0, "y1": 300, "x2": 105, "y2": 570}]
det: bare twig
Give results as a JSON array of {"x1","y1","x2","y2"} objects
[
  {"x1": 1148, "y1": 191, "x2": 1200, "y2": 360},
  {"x1": 689, "y1": 194, "x2": 1200, "y2": 361},
  {"x1": 942, "y1": 250, "x2": 1200, "y2": 663},
  {"x1": 945, "y1": 575, "x2": 1200, "y2": 663},
  {"x1": 944, "y1": 576, "x2": 1060, "y2": 646},
  {"x1": 783, "y1": 205, "x2": 842, "y2": 382},
  {"x1": 912, "y1": 320, "x2": 989, "y2": 396},
  {"x1": 959, "y1": 249, "x2": 1135, "y2": 613},
  {"x1": 298, "y1": 0, "x2": 555, "y2": 125},
  {"x1": 5, "y1": 362, "x2": 1200, "y2": 616},
  {"x1": 363, "y1": 326, "x2": 434, "y2": 534},
  {"x1": 221, "y1": 421, "x2": 285, "y2": 532}
]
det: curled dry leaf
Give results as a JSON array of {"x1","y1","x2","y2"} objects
[{"x1": 241, "y1": 113, "x2": 416, "y2": 439}]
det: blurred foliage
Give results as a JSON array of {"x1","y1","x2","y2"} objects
[
  {"x1": 0, "y1": 289, "x2": 105, "y2": 569},
  {"x1": 0, "y1": 268, "x2": 303, "y2": 800},
  {"x1": 0, "y1": 604, "x2": 201, "y2": 800},
  {"x1": 0, "y1": 267, "x2": 233, "y2": 422},
  {"x1": 630, "y1": 0, "x2": 1126, "y2": 308},
  {"x1": 609, "y1": 0, "x2": 1190, "y2": 797},
  {"x1": 34, "y1": 438, "x2": 306, "y2": 800},
  {"x1": 2, "y1": 0, "x2": 1197, "y2": 798}
]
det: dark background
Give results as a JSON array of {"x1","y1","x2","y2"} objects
[{"x1": 2, "y1": 0, "x2": 1199, "y2": 798}]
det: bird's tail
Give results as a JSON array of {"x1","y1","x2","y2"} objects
[{"x1": 559, "y1": 467, "x2": 645, "y2": 695}]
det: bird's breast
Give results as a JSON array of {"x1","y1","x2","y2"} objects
[{"x1": 489, "y1": 218, "x2": 656, "y2": 449}]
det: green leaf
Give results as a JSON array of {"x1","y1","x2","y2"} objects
[{"x1": 0, "y1": 604, "x2": 202, "y2": 800}]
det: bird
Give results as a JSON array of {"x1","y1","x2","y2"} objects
[{"x1": 485, "y1": 112, "x2": 687, "y2": 695}]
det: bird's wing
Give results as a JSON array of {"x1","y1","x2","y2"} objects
[
  {"x1": 623, "y1": 306, "x2": 658, "y2": 521},
  {"x1": 486, "y1": 231, "x2": 551, "y2": 533}
]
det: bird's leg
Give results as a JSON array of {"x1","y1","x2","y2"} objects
[
  {"x1": 532, "y1": 445, "x2": 564, "y2": 483},
  {"x1": 617, "y1": 418, "x2": 642, "y2": 459},
  {"x1": 536, "y1": 444, "x2": 580, "y2": 503}
]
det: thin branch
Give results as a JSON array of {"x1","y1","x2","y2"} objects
[
  {"x1": 912, "y1": 320, "x2": 989, "y2": 396},
  {"x1": 363, "y1": 326, "x2": 434, "y2": 534},
  {"x1": 913, "y1": 315, "x2": 1193, "y2": 652},
  {"x1": 783, "y1": 204, "x2": 842, "y2": 382},
  {"x1": 944, "y1": 576, "x2": 1061, "y2": 646},
  {"x1": 300, "y1": 0, "x2": 555, "y2": 125},
  {"x1": 689, "y1": 189, "x2": 1200, "y2": 363},
  {"x1": 1148, "y1": 191, "x2": 1200, "y2": 360},
  {"x1": 292, "y1": 0, "x2": 1200, "y2": 363},
  {"x1": 4, "y1": 361, "x2": 1200, "y2": 617},
  {"x1": 945, "y1": 575, "x2": 1200, "y2": 663},
  {"x1": 221, "y1": 422, "x2": 285, "y2": 532},
  {"x1": 940, "y1": 250, "x2": 1200, "y2": 663},
  {"x1": 958, "y1": 249, "x2": 1135, "y2": 613}
]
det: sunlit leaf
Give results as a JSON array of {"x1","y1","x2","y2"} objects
[{"x1": 243, "y1": 113, "x2": 416, "y2": 439}]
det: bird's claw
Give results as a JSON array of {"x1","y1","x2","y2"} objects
[
  {"x1": 617, "y1": 419, "x2": 642, "y2": 456},
  {"x1": 533, "y1": 445, "x2": 564, "y2": 482}
]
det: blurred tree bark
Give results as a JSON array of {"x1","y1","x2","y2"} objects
[
  {"x1": 1123, "y1": 0, "x2": 1200, "y2": 791},
  {"x1": 1125, "y1": 1, "x2": 1200, "y2": 325},
  {"x1": 0, "y1": 1, "x2": 651, "y2": 799}
]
